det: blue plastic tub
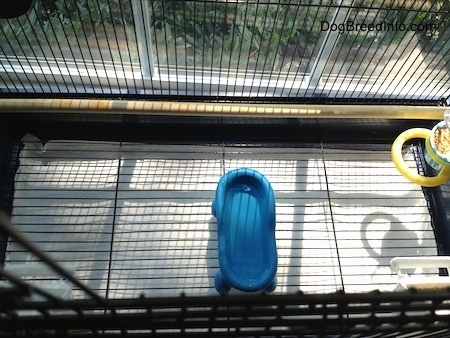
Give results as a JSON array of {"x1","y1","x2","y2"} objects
[{"x1": 212, "y1": 168, "x2": 277, "y2": 294}]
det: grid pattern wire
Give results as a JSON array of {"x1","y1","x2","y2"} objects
[
  {"x1": 3, "y1": 134, "x2": 437, "y2": 299},
  {"x1": 0, "y1": 0, "x2": 449, "y2": 102}
]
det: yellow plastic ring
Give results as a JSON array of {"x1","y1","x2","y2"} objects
[{"x1": 391, "y1": 128, "x2": 448, "y2": 187}]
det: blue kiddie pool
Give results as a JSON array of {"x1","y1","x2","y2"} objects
[{"x1": 212, "y1": 168, "x2": 277, "y2": 294}]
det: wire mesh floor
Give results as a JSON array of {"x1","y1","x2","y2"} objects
[{"x1": 5, "y1": 134, "x2": 437, "y2": 299}]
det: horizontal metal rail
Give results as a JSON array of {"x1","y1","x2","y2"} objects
[
  {"x1": 0, "y1": 98, "x2": 446, "y2": 119},
  {"x1": 1, "y1": 291, "x2": 450, "y2": 336}
]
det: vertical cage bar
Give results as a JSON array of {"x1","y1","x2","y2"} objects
[{"x1": 131, "y1": 0, "x2": 153, "y2": 79}]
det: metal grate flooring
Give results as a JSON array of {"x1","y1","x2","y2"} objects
[{"x1": 5, "y1": 134, "x2": 437, "y2": 299}]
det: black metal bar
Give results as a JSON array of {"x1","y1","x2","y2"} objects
[
  {"x1": 0, "y1": 267, "x2": 61, "y2": 303},
  {"x1": 0, "y1": 212, "x2": 104, "y2": 303},
  {"x1": 0, "y1": 291, "x2": 450, "y2": 336}
]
